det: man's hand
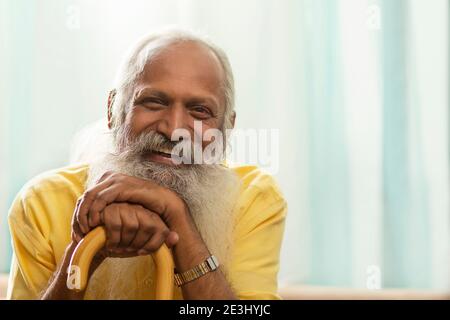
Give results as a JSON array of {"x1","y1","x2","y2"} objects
[
  {"x1": 72, "y1": 172, "x2": 188, "y2": 242},
  {"x1": 70, "y1": 171, "x2": 237, "y2": 299},
  {"x1": 94, "y1": 202, "x2": 178, "y2": 256},
  {"x1": 42, "y1": 202, "x2": 178, "y2": 300}
]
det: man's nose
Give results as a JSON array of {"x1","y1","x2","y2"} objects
[{"x1": 155, "y1": 104, "x2": 190, "y2": 139}]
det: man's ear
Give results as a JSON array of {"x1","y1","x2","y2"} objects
[{"x1": 107, "y1": 89, "x2": 117, "y2": 130}]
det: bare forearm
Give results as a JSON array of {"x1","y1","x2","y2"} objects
[
  {"x1": 41, "y1": 270, "x2": 84, "y2": 300},
  {"x1": 170, "y1": 212, "x2": 238, "y2": 300},
  {"x1": 40, "y1": 242, "x2": 85, "y2": 300}
]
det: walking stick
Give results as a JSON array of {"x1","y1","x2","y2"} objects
[{"x1": 67, "y1": 226, "x2": 174, "y2": 299}]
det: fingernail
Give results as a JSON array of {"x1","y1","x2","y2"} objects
[{"x1": 137, "y1": 250, "x2": 147, "y2": 256}]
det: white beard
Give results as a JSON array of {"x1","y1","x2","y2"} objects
[{"x1": 81, "y1": 136, "x2": 240, "y2": 299}]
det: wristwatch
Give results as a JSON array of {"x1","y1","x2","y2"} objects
[{"x1": 174, "y1": 255, "x2": 219, "y2": 286}]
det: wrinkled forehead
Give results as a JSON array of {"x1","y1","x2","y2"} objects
[{"x1": 135, "y1": 41, "x2": 226, "y2": 106}]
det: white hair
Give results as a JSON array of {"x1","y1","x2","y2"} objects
[
  {"x1": 110, "y1": 27, "x2": 235, "y2": 139},
  {"x1": 69, "y1": 29, "x2": 241, "y2": 299}
]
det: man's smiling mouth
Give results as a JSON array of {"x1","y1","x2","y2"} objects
[
  {"x1": 152, "y1": 150, "x2": 173, "y2": 158},
  {"x1": 144, "y1": 147, "x2": 179, "y2": 165}
]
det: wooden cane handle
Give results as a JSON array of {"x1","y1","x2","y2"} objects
[{"x1": 67, "y1": 226, "x2": 174, "y2": 300}]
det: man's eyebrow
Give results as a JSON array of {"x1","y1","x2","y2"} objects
[
  {"x1": 134, "y1": 88, "x2": 170, "y2": 101},
  {"x1": 187, "y1": 95, "x2": 219, "y2": 108}
]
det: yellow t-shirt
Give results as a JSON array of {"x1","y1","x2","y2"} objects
[{"x1": 7, "y1": 163, "x2": 287, "y2": 300}]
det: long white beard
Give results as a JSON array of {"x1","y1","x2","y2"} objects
[{"x1": 82, "y1": 144, "x2": 240, "y2": 299}]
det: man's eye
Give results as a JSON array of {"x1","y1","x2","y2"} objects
[
  {"x1": 142, "y1": 98, "x2": 165, "y2": 105},
  {"x1": 137, "y1": 98, "x2": 167, "y2": 110},
  {"x1": 191, "y1": 106, "x2": 211, "y2": 116}
]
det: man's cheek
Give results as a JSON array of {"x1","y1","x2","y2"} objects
[{"x1": 127, "y1": 107, "x2": 159, "y2": 135}]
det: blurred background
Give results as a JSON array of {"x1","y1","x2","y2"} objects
[{"x1": 0, "y1": 0, "x2": 448, "y2": 292}]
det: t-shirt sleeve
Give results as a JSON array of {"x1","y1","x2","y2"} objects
[
  {"x1": 229, "y1": 173, "x2": 287, "y2": 300},
  {"x1": 7, "y1": 189, "x2": 56, "y2": 299}
]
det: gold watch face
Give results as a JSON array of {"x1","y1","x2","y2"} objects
[
  {"x1": 206, "y1": 255, "x2": 219, "y2": 269},
  {"x1": 174, "y1": 255, "x2": 219, "y2": 286}
]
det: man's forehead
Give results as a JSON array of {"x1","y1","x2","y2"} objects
[{"x1": 137, "y1": 41, "x2": 225, "y2": 97}]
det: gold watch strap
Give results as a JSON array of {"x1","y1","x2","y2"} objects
[{"x1": 174, "y1": 255, "x2": 219, "y2": 287}]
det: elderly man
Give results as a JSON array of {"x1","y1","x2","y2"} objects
[{"x1": 7, "y1": 29, "x2": 287, "y2": 300}]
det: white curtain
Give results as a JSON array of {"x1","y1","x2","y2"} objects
[{"x1": 0, "y1": 0, "x2": 448, "y2": 290}]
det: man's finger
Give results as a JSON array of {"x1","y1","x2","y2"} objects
[
  {"x1": 165, "y1": 231, "x2": 179, "y2": 248},
  {"x1": 72, "y1": 197, "x2": 86, "y2": 233},
  {"x1": 76, "y1": 177, "x2": 115, "y2": 234},
  {"x1": 71, "y1": 231, "x2": 82, "y2": 243},
  {"x1": 137, "y1": 211, "x2": 170, "y2": 254},
  {"x1": 128, "y1": 210, "x2": 156, "y2": 250},
  {"x1": 103, "y1": 205, "x2": 122, "y2": 251},
  {"x1": 89, "y1": 182, "x2": 168, "y2": 222},
  {"x1": 138, "y1": 230, "x2": 168, "y2": 255},
  {"x1": 119, "y1": 206, "x2": 140, "y2": 248},
  {"x1": 71, "y1": 219, "x2": 84, "y2": 243},
  {"x1": 88, "y1": 196, "x2": 108, "y2": 228},
  {"x1": 86, "y1": 185, "x2": 122, "y2": 226},
  {"x1": 97, "y1": 170, "x2": 114, "y2": 183}
]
